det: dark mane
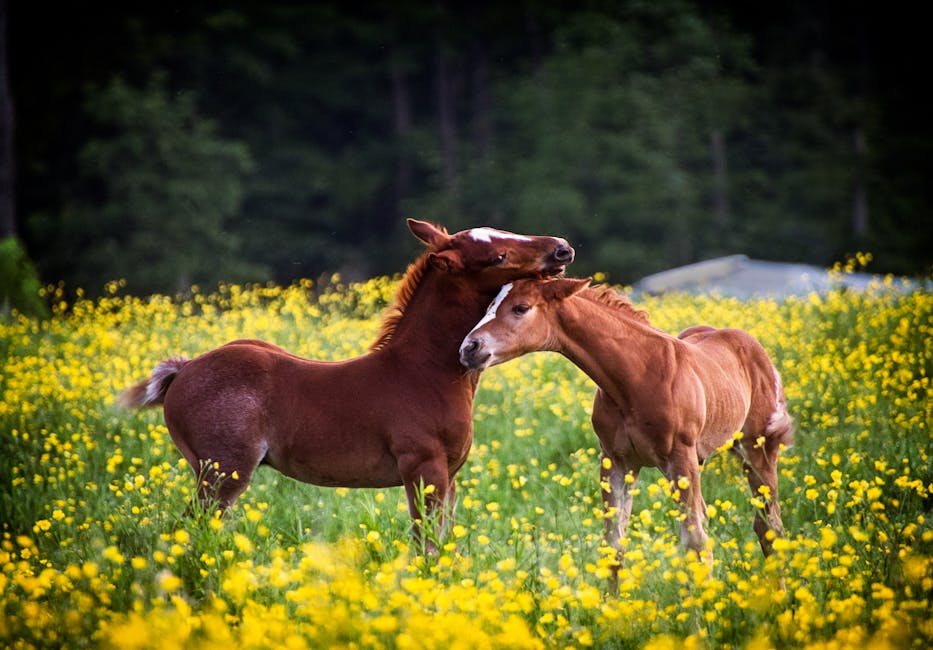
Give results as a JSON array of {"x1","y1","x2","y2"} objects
[
  {"x1": 584, "y1": 284, "x2": 651, "y2": 325},
  {"x1": 370, "y1": 222, "x2": 452, "y2": 351},
  {"x1": 369, "y1": 253, "x2": 434, "y2": 351}
]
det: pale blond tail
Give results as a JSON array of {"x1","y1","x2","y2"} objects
[
  {"x1": 118, "y1": 358, "x2": 189, "y2": 409},
  {"x1": 766, "y1": 367, "x2": 795, "y2": 449}
]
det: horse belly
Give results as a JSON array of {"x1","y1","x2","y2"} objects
[
  {"x1": 265, "y1": 428, "x2": 403, "y2": 489},
  {"x1": 692, "y1": 382, "x2": 751, "y2": 461},
  {"x1": 251, "y1": 385, "x2": 403, "y2": 488}
]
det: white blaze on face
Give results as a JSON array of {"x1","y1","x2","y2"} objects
[
  {"x1": 468, "y1": 227, "x2": 532, "y2": 243},
  {"x1": 466, "y1": 282, "x2": 513, "y2": 338}
]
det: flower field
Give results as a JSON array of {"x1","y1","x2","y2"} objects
[{"x1": 1, "y1": 267, "x2": 931, "y2": 649}]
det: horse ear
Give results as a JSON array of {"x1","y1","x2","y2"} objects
[
  {"x1": 543, "y1": 277, "x2": 591, "y2": 301},
  {"x1": 428, "y1": 249, "x2": 464, "y2": 272},
  {"x1": 408, "y1": 219, "x2": 450, "y2": 248}
]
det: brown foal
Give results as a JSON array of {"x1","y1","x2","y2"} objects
[
  {"x1": 121, "y1": 220, "x2": 573, "y2": 549},
  {"x1": 460, "y1": 277, "x2": 793, "y2": 583}
]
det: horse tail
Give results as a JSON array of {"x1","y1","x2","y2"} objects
[
  {"x1": 766, "y1": 366, "x2": 795, "y2": 449},
  {"x1": 118, "y1": 358, "x2": 189, "y2": 409}
]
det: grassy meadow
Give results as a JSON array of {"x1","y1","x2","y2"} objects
[{"x1": 1, "y1": 264, "x2": 931, "y2": 649}]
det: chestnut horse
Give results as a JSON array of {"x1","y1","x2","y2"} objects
[
  {"x1": 459, "y1": 277, "x2": 793, "y2": 582},
  {"x1": 121, "y1": 220, "x2": 573, "y2": 547}
]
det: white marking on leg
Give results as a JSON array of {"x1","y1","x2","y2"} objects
[
  {"x1": 468, "y1": 227, "x2": 531, "y2": 243},
  {"x1": 465, "y1": 283, "x2": 513, "y2": 337}
]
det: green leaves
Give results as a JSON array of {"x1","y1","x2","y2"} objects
[{"x1": 38, "y1": 74, "x2": 260, "y2": 295}]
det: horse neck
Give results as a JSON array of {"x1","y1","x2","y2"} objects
[
  {"x1": 552, "y1": 295, "x2": 668, "y2": 401},
  {"x1": 381, "y1": 268, "x2": 491, "y2": 373}
]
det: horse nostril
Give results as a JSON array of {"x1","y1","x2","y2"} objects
[
  {"x1": 553, "y1": 244, "x2": 573, "y2": 263},
  {"x1": 463, "y1": 339, "x2": 479, "y2": 355}
]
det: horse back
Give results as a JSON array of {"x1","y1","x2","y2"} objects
[{"x1": 680, "y1": 326, "x2": 793, "y2": 449}]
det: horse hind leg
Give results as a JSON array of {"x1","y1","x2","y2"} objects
[
  {"x1": 191, "y1": 456, "x2": 261, "y2": 516},
  {"x1": 170, "y1": 426, "x2": 266, "y2": 518},
  {"x1": 732, "y1": 438, "x2": 786, "y2": 557}
]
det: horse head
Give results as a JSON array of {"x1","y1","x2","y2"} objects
[
  {"x1": 407, "y1": 219, "x2": 574, "y2": 292},
  {"x1": 459, "y1": 277, "x2": 591, "y2": 370}
]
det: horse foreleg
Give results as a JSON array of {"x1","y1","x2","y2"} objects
[
  {"x1": 399, "y1": 454, "x2": 451, "y2": 556},
  {"x1": 666, "y1": 449, "x2": 712, "y2": 567},
  {"x1": 602, "y1": 455, "x2": 639, "y2": 592},
  {"x1": 733, "y1": 443, "x2": 787, "y2": 590}
]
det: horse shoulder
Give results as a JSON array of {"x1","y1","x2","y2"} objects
[
  {"x1": 669, "y1": 341, "x2": 711, "y2": 426},
  {"x1": 642, "y1": 339, "x2": 706, "y2": 440}
]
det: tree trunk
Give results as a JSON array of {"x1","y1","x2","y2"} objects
[
  {"x1": 389, "y1": 49, "x2": 413, "y2": 211},
  {"x1": 435, "y1": 36, "x2": 459, "y2": 193},
  {"x1": 470, "y1": 43, "x2": 492, "y2": 160},
  {"x1": 710, "y1": 129, "x2": 730, "y2": 230},
  {"x1": 852, "y1": 126, "x2": 869, "y2": 238},
  {"x1": 0, "y1": 0, "x2": 16, "y2": 238}
]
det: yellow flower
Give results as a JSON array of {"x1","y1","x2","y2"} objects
[
  {"x1": 233, "y1": 533, "x2": 254, "y2": 554},
  {"x1": 157, "y1": 571, "x2": 182, "y2": 593}
]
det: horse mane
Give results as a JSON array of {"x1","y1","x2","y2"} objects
[
  {"x1": 583, "y1": 284, "x2": 652, "y2": 325},
  {"x1": 369, "y1": 223, "x2": 449, "y2": 352},
  {"x1": 369, "y1": 254, "x2": 432, "y2": 351}
]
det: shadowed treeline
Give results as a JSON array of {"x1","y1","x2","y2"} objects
[{"x1": 5, "y1": 1, "x2": 931, "y2": 296}]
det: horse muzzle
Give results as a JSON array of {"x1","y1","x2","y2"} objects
[
  {"x1": 545, "y1": 240, "x2": 574, "y2": 275},
  {"x1": 459, "y1": 337, "x2": 491, "y2": 371}
]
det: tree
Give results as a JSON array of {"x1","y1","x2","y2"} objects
[
  {"x1": 0, "y1": 0, "x2": 15, "y2": 239},
  {"x1": 11, "y1": 1, "x2": 931, "y2": 291},
  {"x1": 475, "y1": 3, "x2": 757, "y2": 281},
  {"x1": 29, "y1": 75, "x2": 259, "y2": 295}
]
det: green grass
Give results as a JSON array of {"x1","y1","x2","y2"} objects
[{"x1": 1, "y1": 275, "x2": 931, "y2": 648}]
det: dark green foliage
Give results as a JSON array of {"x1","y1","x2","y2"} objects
[
  {"x1": 0, "y1": 237, "x2": 47, "y2": 317},
  {"x1": 10, "y1": 1, "x2": 932, "y2": 294},
  {"x1": 28, "y1": 76, "x2": 261, "y2": 295}
]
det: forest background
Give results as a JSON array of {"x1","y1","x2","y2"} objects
[{"x1": 2, "y1": 0, "x2": 931, "y2": 299}]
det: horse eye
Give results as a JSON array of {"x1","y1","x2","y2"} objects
[
  {"x1": 512, "y1": 304, "x2": 530, "y2": 316},
  {"x1": 491, "y1": 253, "x2": 506, "y2": 265}
]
